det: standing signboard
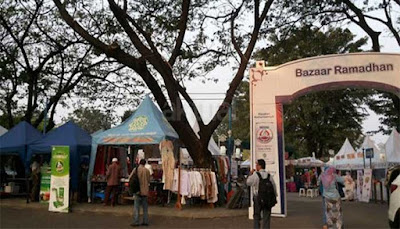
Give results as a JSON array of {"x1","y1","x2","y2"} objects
[
  {"x1": 356, "y1": 170, "x2": 363, "y2": 201},
  {"x1": 39, "y1": 164, "x2": 51, "y2": 203},
  {"x1": 360, "y1": 168, "x2": 372, "y2": 203},
  {"x1": 49, "y1": 146, "x2": 70, "y2": 213}
]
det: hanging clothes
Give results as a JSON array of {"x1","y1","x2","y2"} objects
[
  {"x1": 160, "y1": 140, "x2": 175, "y2": 191},
  {"x1": 209, "y1": 172, "x2": 219, "y2": 203},
  {"x1": 94, "y1": 146, "x2": 106, "y2": 175}
]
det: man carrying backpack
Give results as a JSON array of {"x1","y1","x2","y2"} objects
[{"x1": 246, "y1": 159, "x2": 277, "y2": 229}]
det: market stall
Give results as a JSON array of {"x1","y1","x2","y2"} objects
[
  {"x1": 333, "y1": 138, "x2": 357, "y2": 170},
  {"x1": 0, "y1": 121, "x2": 42, "y2": 196},
  {"x1": 385, "y1": 129, "x2": 400, "y2": 166},
  {"x1": 27, "y1": 121, "x2": 92, "y2": 193},
  {"x1": 88, "y1": 96, "x2": 179, "y2": 203}
]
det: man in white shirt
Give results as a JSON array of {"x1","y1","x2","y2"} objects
[{"x1": 246, "y1": 159, "x2": 277, "y2": 229}]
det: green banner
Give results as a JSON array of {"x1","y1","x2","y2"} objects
[
  {"x1": 39, "y1": 165, "x2": 51, "y2": 203},
  {"x1": 49, "y1": 146, "x2": 70, "y2": 213}
]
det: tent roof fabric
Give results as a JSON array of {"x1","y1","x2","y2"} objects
[
  {"x1": 93, "y1": 95, "x2": 179, "y2": 145},
  {"x1": 333, "y1": 138, "x2": 357, "y2": 170},
  {"x1": 385, "y1": 129, "x2": 400, "y2": 164},
  {"x1": 28, "y1": 121, "x2": 91, "y2": 154},
  {"x1": 0, "y1": 121, "x2": 42, "y2": 155},
  {"x1": 28, "y1": 121, "x2": 91, "y2": 191},
  {"x1": 333, "y1": 136, "x2": 386, "y2": 170},
  {"x1": 0, "y1": 125, "x2": 7, "y2": 136}
]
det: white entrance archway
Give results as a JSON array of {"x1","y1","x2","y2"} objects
[{"x1": 249, "y1": 52, "x2": 400, "y2": 217}]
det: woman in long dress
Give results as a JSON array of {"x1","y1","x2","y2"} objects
[{"x1": 318, "y1": 166, "x2": 345, "y2": 229}]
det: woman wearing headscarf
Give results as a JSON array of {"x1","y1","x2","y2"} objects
[{"x1": 318, "y1": 166, "x2": 345, "y2": 229}]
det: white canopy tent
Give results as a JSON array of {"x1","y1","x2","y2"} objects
[
  {"x1": 385, "y1": 129, "x2": 400, "y2": 165},
  {"x1": 295, "y1": 156, "x2": 324, "y2": 168},
  {"x1": 357, "y1": 135, "x2": 385, "y2": 169},
  {"x1": 0, "y1": 125, "x2": 7, "y2": 136},
  {"x1": 241, "y1": 159, "x2": 250, "y2": 168},
  {"x1": 334, "y1": 138, "x2": 357, "y2": 170}
]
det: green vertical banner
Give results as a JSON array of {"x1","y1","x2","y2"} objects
[
  {"x1": 49, "y1": 146, "x2": 70, "y2": 213},
  {"x1": 39, "y1": 165, "x2": 51, "y2": 203}
]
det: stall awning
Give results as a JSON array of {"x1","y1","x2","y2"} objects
[
  {"x1": 92, "y1": 95, "x2": 178, "y2": 145},
  {"x1": 28, "y1": 121, "x2": 92, "y2": 191},
  {"x1": 0, "y1": 121, "x2": 42, "y2": 166}
]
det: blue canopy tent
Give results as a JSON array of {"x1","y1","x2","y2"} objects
[
  {"x1": 28, "y1": 121, "x2": 91, "y2": 191},
  {"x1": 0, "y1": 121, "x2": 42, "y2": 173},
  {"x1": 88, "y1": 95, "x2": 179, "y2": 197}
]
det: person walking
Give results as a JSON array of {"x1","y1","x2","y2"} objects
[
  {"x1": 129, "y1": 159, "x2": 150, "y2": 227},
  {"x1": 318, "y1": 166, "x2": 345, "y2": 229},
  {"x1": 30, "y1": 156, "x2": 41, "y2": 202},
  {"x1": 104, "y1": 158, "x2": 122, "y2": 206},
  {"x1": 246, "y1": 159, "x2": 277, "y2": 229}
]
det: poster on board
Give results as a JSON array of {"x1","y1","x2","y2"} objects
[
  {"x1": 360, "y1": 169, "x2": 372, "y2": 203},
  {"x1": 356, "y1": 170, "x2": 363, "y2": 201},
  {"x1": 48, "y1": 146, "x2": 70, "y2": 213}
]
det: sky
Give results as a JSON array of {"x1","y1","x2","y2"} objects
[{"x1": 52, "y1": 10, "x2": 400, "y2": 147}]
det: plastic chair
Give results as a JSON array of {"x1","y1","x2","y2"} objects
[
  {"x1": 314, "y1": 188, "x2": 319, "y2": 197},
  {"x1": 306, "y1": 189, "x2": 315, "y2": 198},
  {"x1": 299, "y1": 188, "x2": 306, "y2": 197}
]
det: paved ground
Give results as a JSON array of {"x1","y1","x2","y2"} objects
[{"x1": 0, "y1": 193, "x2": 389, "y2": 228}]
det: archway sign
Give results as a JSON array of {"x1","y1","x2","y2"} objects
[{"x1": 249, "y1": 53, "x2": 400, "y2": 217}]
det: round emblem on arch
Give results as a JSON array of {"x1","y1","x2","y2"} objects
[{"x1": 256, "y1": 127, "x2": 273, "y2": 143}]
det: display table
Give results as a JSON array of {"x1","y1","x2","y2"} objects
[{"x1": 90, "y1": 180, "x2": 127, "y2": 203}]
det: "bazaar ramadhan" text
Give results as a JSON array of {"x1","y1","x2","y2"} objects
[{"x1": 295, "y1": 63, "x2": 394, "y2": 77}]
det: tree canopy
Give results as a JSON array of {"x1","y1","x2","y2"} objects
[
  {"x1": 1, "y1": 0, "x2": 399, "y2": 166},
  {"x1": 63, "y1": 107, "x2": 116, "y2": 134},
  {"x1": 0, "y1": 0, "x2": 141, "y2": 130}
]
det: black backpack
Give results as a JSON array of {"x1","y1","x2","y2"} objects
[
  {"x1": 129, "y1": 168, "x2": 140, "y2": 196},
  {"x1": 256, "y1": 172, "x2": 277, "y2": 209}
]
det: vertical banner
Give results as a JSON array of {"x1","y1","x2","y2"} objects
[
  {"x1": 39, "y1": 165, "x2": 51, "y2": 203},
  {"x1": 49, "y1": 146, "x2": 70, "y2": 213},
  {"x1": 360, "y1": 168, "x2": 372, "y2": 203},
  {"x1": 356, "y1": 170, "x2": 363, "y2": 201}
]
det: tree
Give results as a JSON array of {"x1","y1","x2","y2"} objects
[
  {"x1": 52, "y1": 0, "x2": 276, "y2": 167},
  {"x1": 365, "y1": 92, "x2": 400, "y2": 134},
  {"x1": 278, "y1": 0, "x2": 400, "y2": 52},
  {"x1": 0, "y1": 0, "x2": 140, "y2": 130},
  {"x1": 63, "y1": 107, "x2": 116, "y2": 134},
  {"x1": 121, "y1": 109, "x2": 135, "y2": 123},
  {"x1": 215, "y1": 80, "x2": 250, "y2": 143}
]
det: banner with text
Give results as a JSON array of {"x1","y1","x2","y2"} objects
[
  {"x1": 360, "y1": 169, "x2": 372, "y2": 203},
  {"x1": 49, "y1": 146, "x2": 70, "y2": 213},
  {"x1": 356, "y1": 170, "x2": 363, "y2": 201}
]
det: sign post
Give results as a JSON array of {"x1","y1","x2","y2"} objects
[
  {"x1": 365, "y1": 148, "x2": 374, "y2": 169},
  {"x1": 49, "y1": 146, "x2": 70, "y2": 213}
]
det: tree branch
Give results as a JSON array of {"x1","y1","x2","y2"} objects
[
  {"x1": 169, "y1": 0, "x2": 190, "y2": 66},
  {"x1": 207, "y1": 0, "x2": 274, "y2": 136},
  {"x1": 341, "y1": 0, "x2": 381, "y2": 51},
  {"x1": 230, "y1": 3, "x2": 245, "y2": 61}
]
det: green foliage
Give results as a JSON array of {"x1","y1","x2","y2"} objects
[
  {"x1": 365, "y1": 92, "x2": 400, "y2": 134},
  {"x1": 121, "y1": 109, "x2": 136, "y2": 123},
  {"x1": 255, "y1": 26, "x2": 368, "y2": 65},
  {"x1": 63, "y1": 107, "x2": 116, "y2": 134}
]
